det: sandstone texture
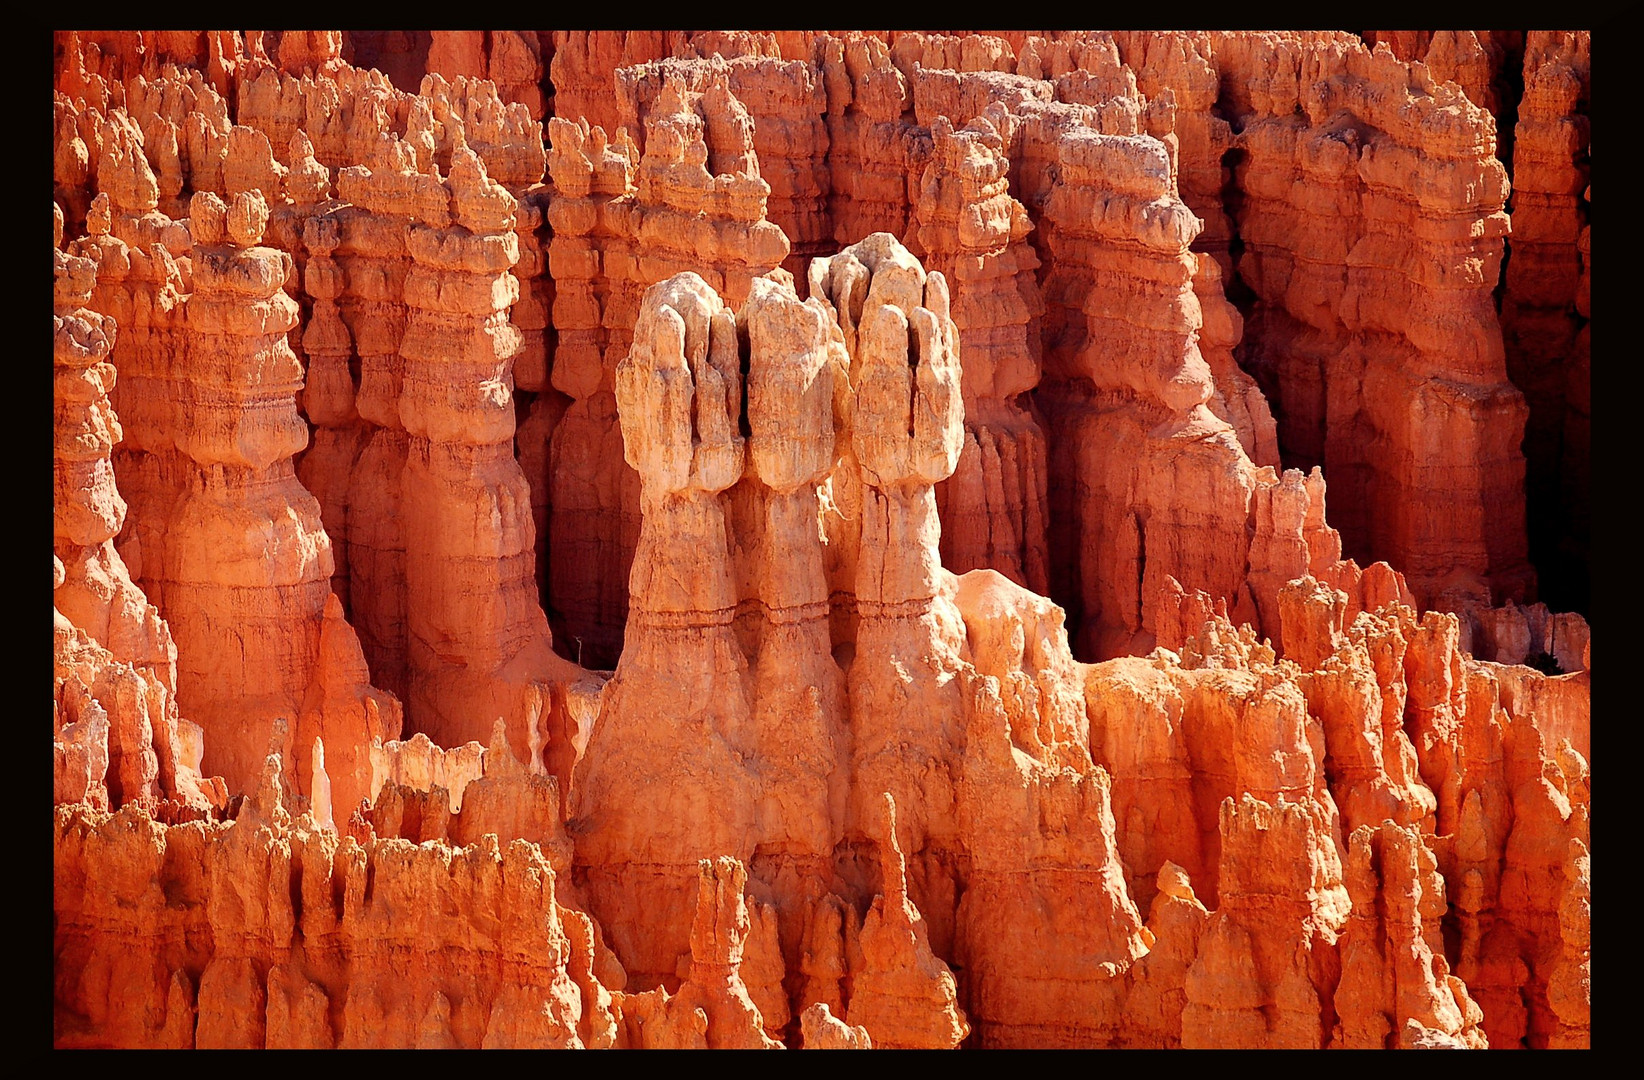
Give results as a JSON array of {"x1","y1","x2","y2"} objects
[{"x1": 54, "y1": 29, "x2": 1592, "y2": 1051}]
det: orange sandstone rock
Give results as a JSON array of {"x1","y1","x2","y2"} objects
[
  {"x1": 51, "y1": 30, "x2": 1595, "y2": 1053},
  {"x1": 848, "y1": 795, "x2": 968, "y2": 1049},
  {"x1": 820, "y1": 34, "x2": 915, "y2": 247},
  {"x1": 545, "y1": 70, "x2": 789, "y2": 665},
  {"x1": 550, "y1": 32, "x2": 679, "y2": 137},
  {"x1": 615, "y1": 857, "x2": 783, "y2": 1048},
  {"x1": 1333, "y1": 820, "x2": 1486, "y2": 1048},
  {"x1": 800, "y1": 1002, "x2": 871, "y2": 1048},
  {"x1": 54, "y1": 753, "x2": 606, "y2": 1049},
  {"x1": 1217, "y1": 38, "x2": 1531, "y2": 611},
  {"x1": 145, "y1": 190, "x2": 396, "y2": 802},
  {"x1": 1504, "y1": 33, "x2": 1590, "y2": 613},
  {"x1": 54, "y1": 210, "x2": 223, "y2": 817},
  {"x1": 915, "y1": 112, "x2": 1051, "y2": 595}
]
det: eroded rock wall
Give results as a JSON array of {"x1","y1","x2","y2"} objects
[
  {"x1": 544, "y1": 66, "x2": 789, "y2": 666},
  {"x1": 54, "y1": 208, "x2": 223, "y2": 817},
  {"x1": 53, "y1": 29, "x2": 1593, "y2": 1052},
  {"x1": 54, "y1": 762, "x2": 603, "y2": 1049},
  {"x1": 1503, "y1": 33, "x2": 1590, "y2": 614}
]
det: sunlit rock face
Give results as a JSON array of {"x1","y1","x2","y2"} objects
[{"x1": 51, "y1": 29, "x2": 1590, "y2": 1050}]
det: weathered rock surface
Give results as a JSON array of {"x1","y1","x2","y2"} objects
[
  {"x1": 1503, "y1": 33, "x2": 1590, "y2": 614},
  {"x1": 55, "y1": 207, "x2": 223, "y2": 817},
  {"x1": 66, "y1": 181, "x2": 401, "y2": 809},
  {"x1": 1210, "y1": 37, "x2": 1533, "y2": 614},
  {"x1": 52, "y1": 29, "x2": 1593, "y2": 1052},
  {"x1": 54, "y1": 755, "x2": 600, "y2": 1049},
  {"x1": 427, "y1": 32, "x2": 548, "y2": 120},
  {"x1": 545, "y1": 69, "x2": 790, "y2": 666},
  {"x1": 915, "y1": 113, "x2": 1050, "y2": 595}
]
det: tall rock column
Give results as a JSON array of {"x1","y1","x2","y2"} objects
[
  {"x1": 1227, "y1": 41, "x2": 1531, "y2": 612},
  {"x1": 733, "y1": 276, "x2": 852, "y2": 978},
  {"x1": 1504, "y1": 33, "x2": 1589, "y2": 613},
  {"x1": 335, "y1": 137, "x2": 423, "y2": 704},
  {"x1": 420, "y1": 75, "x2": 560, "y2": 616},
  {"x1": 823, "y1": 35, "x2": 915, "y2": 245},
  {"x1": 916, "y1": 112, "x2": 1050, "y2": 594},
  {"x1": 398, "y1": 144, "x2": 584, "y2": 758},
  {"x1": 293, "y1": 201, "x2": 368, "y2": 615},
  {"x1": 140, "y1": 188, "x2": 314, "y2": 800},
  {"x1": 810, "y1": 233, "x2": 967, "y2": 910},
  {"x1": 573, "y1": 273, "x2": 758, "y2": 987},
  {"x1": 69, "y1": 187, "x2": 186, "y2": 611},
  {"x1": 54, "y1": 206, "x2": 220, "y2": 814},
  {"x1": 545, "y1": 118, "x2": 640, "y2": 667},
  {"x1": 546, "y1": 75, "x2": 789, "y2": 666},
  {"x1": 1038, "y1": 128, "x2": 1258, "y2": 658},
  {"x1": 1115, "y1": 33, "x2": 1235, "y2": 274},
  {"x1": 161, "y1": 190, "x2": 398, "y2": 803},
  {"x1": 76, "y1": 127, "x2": 195, "y2": 618}
]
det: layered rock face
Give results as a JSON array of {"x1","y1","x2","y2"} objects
[
  {"x1": 1031, "y1": 96, "x2": 1373, "y2": 662},
  {"x1": 58, "y1": 572, "x2": 1588, "y2": 1048},
  {"x1": 156, "y1": 191, "x2": 401, "y2": 813},
  {"x1": 415, "y1": 76, "x2": 561, "y2": 611},
  {"x1": 323, "y1": 28, "x2": 1578, "y2": 674},
  {"x1": 543, "y1": 31, "x2": 1532, "y2": 665},
  {"x1": 549, "y1": 31, "x2": 679, "y2": 137},
  {"x1": 426, "y1": 31, "x2": 549, "y2": 120},
  {"x1": 547, "y1": 244, "x2": 1141, "y2": 1046},
  {"x1": 69, "y1": 137, "x2": 193, "y2": 624},
  {"x1": 1109, "y1": 35, "x2": 1532, "y2": 619},
  {"x1": 1362, "y1": 31, "x2": 1521, "y2": 118},
  {"x1": 313, "y1": 107, "x2": 596, "y2": 784},
  {"x1": 1502, "y1": 33, "x2": 1589, "y2": 614},
  {"x1": 1036, "y1": 120, "x2": 1248, "y2": 658},
  {"x1": 55, "y1": 207, "x2": 223, "y2": 817},
  {"x1": 821, "y1": 34, "x2": 918, "y2": 247},
  {"x1": 545, "y1": 69, "x2": 789, "y2": 666},
  {"x1": 563, "y1": 238, "x2": 1586, "y2": 1050},
  {"x1": 1112, "y1": 33, "x2": 1235, "y2": 275},
  {"x1": 327, "y1": 150, "x2": 418, "y2": 704},
  {"x1": 394, "y1": 143, "x2": 575, "y2": 754},
  {"x1": 1101, "y1": 574, "x2": 1586, "y2": 1048},
  {"x1": 54, "y1": 757, "x2": 604, "y2": 1049},
  {"x1": 53, "y1": 29, "x2": 1592, "y2": 1051},
  {"x1": 571, "y1": 272, "x2": 768, "y2": 984},
  {"x1": 915, "y1": 113, "x2": 1050, "y2": 595},
  {"x1": 1235, "y1": 44, "x2": 1529, "y2": 614},
  {"x1": 60, "y1": 121, "x2": 395, "y2": 810}
]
